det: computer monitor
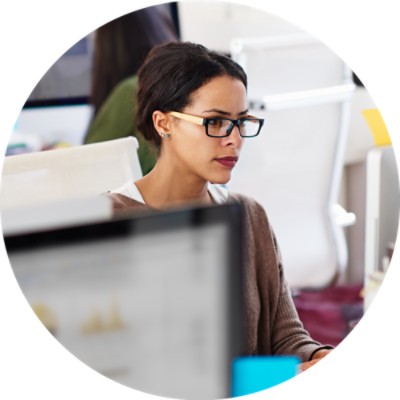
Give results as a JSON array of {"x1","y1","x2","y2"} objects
[
  {"x1": 4, "y1": 202, "x2": 245, "y2": 400},
  {"x1": 13, "y1": 103, "x2": 94, "y2": 148}
]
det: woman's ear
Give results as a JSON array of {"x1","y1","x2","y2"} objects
[{"x1": 152, "y1": 110, "x2": 172, "y2": 137}]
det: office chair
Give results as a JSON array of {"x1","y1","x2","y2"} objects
[
  {"x1": 229, "y1": 33, "x2": 356, "y2": 289},
  {"x1": 0, "y1": 136, "x2": 143, "y2": 210}
]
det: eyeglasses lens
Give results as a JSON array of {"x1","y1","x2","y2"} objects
[
  {"x1": 207, "y1": 119, "x2": 260, "y2": 137},
  {"x1": 240, "y1": 120, "x2": 260, "y2": 137}
]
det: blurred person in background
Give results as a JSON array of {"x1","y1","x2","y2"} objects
[{"x1": 85, "y1": 4, "x2": 179, "y2": 174}]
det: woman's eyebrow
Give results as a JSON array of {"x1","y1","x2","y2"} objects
[{"x1": 202, "y1": 108, "x2": 249, "y2": 116}]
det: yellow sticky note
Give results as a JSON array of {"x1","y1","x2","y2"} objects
[{"x1": 362, "y1": 108, "x2": 391, "y2": 146}]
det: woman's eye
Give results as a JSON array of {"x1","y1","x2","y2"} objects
[{"x1": 208, "y1": 119, "x2": 223, "y2": 127}]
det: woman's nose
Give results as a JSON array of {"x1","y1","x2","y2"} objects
[{"x1": 224, "y1": 124, "x2": 243, "y2": 147}]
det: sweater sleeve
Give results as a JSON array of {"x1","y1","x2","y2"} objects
[
  {"x1": 232, "y1": 193, "x2": 334, "y2": 362},
  {"x1": 270, "y1": 234, "x2": 334, "y2": 361}
]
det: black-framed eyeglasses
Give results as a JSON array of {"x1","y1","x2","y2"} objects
[{"x1": 169, "y1": 111, "x2": 264, "y2": 138}]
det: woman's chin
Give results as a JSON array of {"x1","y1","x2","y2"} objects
[{"x1": 208, "y1": 173, "x2": 231, "y2": 185}]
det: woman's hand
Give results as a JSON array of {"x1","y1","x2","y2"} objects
[{"x1": 298, "y1": 349, "x2": 332, "y2": 373}]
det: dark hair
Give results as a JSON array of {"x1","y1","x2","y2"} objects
[
  {"x1": 90, "y1": 5, "x2": 178, "y2": 115},
  {"x1": 136, "y1": 42, "x2": 248, "y2": 150}
]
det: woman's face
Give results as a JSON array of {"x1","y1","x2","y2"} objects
[{"x1": 166, "y1": 75, "x2": 248, "y2": 185}]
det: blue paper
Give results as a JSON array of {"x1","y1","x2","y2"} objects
[{"x1": 232, "y1": 356, "x2": 300, "y2": 397}]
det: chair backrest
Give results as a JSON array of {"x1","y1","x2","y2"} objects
[
  {"x1": 0, "y1": 137, "x2": 143, "y2": 209},
  {"x1": 228, "y1": 33, "x2": 355, "y2": 289},
  {"x1": 230, "y1": 33, "x2": 351, "y2": 106}
]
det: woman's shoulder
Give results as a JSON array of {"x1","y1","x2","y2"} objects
[
  {"x1": 228, "y1": 191, "x2": 266, "y2": 213},
  {"x1": 107, "y1": 192, "x2": 143, "y2": 207},
  {"x1": 109, "y1": 75, "x2": 138, "y2": 101},
  {"x1": 116, "y1": 75, "x2": 138, "y2": 90},
  {"x1": 227, "y1": 191, "x2": 278, "y2": 252},
  {"x1": 227, "y1": 191, "x2": 274, "y2": 228},
  {"x1": 105, "y1": 180, "x2": 148, "y2": 217},
  {"x1": 106, "y1": 192, "x2": 148, "y2": 219},
  {"x1": 209, "y1": 185, "x2": 265, "y2": 213}
]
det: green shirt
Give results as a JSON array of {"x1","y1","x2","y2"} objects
[{"x1": 85, "y1": 75, "x2": 156, "y2": 175}]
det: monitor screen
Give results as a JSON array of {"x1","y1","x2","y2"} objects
[
  {"x1": 10, "y1": 35, "x2": 95, "y2": 151},
  {"x1": 5, "y1": 202, "x2": 244, "y2": 399}
]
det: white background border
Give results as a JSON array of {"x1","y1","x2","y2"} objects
[{"x1": 1, "y1": 0, "x2": 399, "y2": 399}]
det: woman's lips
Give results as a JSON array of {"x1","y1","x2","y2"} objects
[{"x1": 215, "y1": 156, "x2": 238, "y2": 168}]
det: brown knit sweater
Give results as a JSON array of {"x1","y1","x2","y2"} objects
[{"x1": 108, "y1": 191, "x2": 332, "y2": 362}]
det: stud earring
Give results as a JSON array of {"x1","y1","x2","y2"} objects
[{"x1": 162, "y1": 133, "x2": 171, "y2": 140}]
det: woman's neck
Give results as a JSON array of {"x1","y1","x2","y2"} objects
[{"x1": 135, "y1": 159, "x2": 212, "y2": 210}]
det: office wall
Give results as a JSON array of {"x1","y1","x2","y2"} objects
[{"x1": 178, "y1": 2, "x2": 302, "y2": 53}]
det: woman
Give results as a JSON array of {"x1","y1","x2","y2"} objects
[
  {"x1": 85, "y1": 5, "x2": 179, "y2": 174},
  {"x1": 108, "y1": 41, "x2": 333, "y2": 371}
]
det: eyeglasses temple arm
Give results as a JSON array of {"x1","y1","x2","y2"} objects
[{"x1": 169, "y1": 112, "x2": 204, "y2": 126}]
